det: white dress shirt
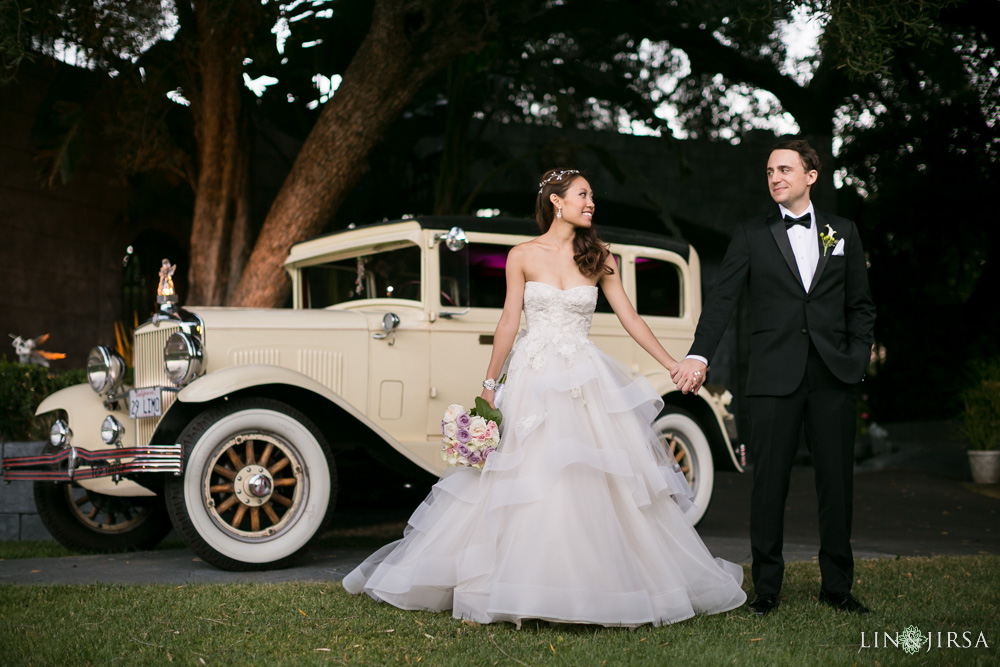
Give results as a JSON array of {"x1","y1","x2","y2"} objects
[
  {"x1": 686, "y1": 203, "x2": 819, "y2": 368},
  {"x1": 779, "y1": 202, "x2": 819, "y2": 291}
]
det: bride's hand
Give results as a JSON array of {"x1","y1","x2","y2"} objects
[{"x1": 480, "y1": 389, "x2": 495, "y2": 409}]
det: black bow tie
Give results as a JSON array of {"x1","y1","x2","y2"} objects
[{"x1": 783, "y1": 213, "x2": 811, "y2": 229}]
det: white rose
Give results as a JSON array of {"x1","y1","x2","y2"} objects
[
  {"x1": 443, "y1": 421, "x2": 458, "y2": 438},
  {"x1": 443, "y1": 404, "x2": 465, "y2": 422},
  {"x1": 468, "y1": 416, "x2": 488, "y2": 439}
]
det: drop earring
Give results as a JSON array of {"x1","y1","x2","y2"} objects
[{"x1": 556, "y1": 206, "x2": 562, "y2": 219}]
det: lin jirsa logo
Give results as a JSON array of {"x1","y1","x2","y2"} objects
[
  {"x1": 900, "y1": 626, "x2": 929, "y2": 655},
  {"x1": 860, "y1": 625, "x2": 990, "y2": 655}
]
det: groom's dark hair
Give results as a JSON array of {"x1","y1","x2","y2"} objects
[{"x1": 772, "y1": 138, "x2": 822, "y2": 175}]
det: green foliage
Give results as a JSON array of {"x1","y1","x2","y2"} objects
[
  {"x1": 13, "y1": 0, "x2": 174, "y2": 72},
  {"x1": 831, "y1": 1, "x2": 998, "y2": 421},
  {"x1": 785, "y1": 0, "x2": 961, "y2": 79},
  {"x1": 0, "y1": 556, "x2": 997, "y2": 664},
  {"x1": 0, "y1": 0, "x2": 34, "y2": 85},
  {"x1": 961, "y1": 359, "x2": 1000, "y2": 451},
  {"x1": 470, "y1": 396, "x2": 502, "y2": 427},
  {"x1": 0, "y1": 360, "x2": 86, "y2": 442}
]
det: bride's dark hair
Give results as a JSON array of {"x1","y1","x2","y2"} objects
[{"x1": 535, "y1": 168, "x2": 613, "y2": 278}]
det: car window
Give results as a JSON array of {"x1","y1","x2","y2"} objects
[
  {"x1": 441, "y1": 242, "x2": 617, "y2": 313},
  {"x1": 440, "y1": 243, "x2": 505, "y2": 308},
  {"x1": 634, "y1": 256, "x2": 682, "y2": 317},
  {"x1": 302, "y1": 243, "x2": 421, "y2": 308}
]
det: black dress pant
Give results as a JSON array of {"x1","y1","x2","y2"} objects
[{"x1": 747, "y1": 343, "x2": 859, "y2": 596}]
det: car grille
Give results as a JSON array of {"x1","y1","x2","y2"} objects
[{"x1": 133, "y1": 322, "x2": 181, "y2": 446}]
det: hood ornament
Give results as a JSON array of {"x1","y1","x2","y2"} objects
[{"x1": 157, "y1": 259, "x2": 177, "y2": 304}]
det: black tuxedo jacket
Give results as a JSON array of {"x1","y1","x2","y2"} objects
[{"x1": 689, "y1": 208, "x2": 876, "y2": 396}]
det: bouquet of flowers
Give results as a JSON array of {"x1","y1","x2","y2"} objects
[{"x1": 441, "y1": 397, "x2": 502, "y2": 470}]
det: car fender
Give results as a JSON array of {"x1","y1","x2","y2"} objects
[
  {"x1": 34, "y1": 384, "x2": 156, "y2": 497},
  {"x1": 173, "y1": 364, "x2": 434, "y2": 474}
]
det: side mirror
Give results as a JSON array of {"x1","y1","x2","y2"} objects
[
  {"x1": 434, "y1": 226, "x2": 467, "y2": 252},
  {"x1": 373, "y1": 312, "x2": 400, "y2": 345}
]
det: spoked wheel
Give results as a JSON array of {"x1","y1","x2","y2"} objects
[
  {"x1": 204, "y1": 432, "x2": 306, "y2": 537},
  {"x1": 165, "y1": 398, "x2": 336, "y2": 571},
  {"x1": 664, "y1": 433, "x2": 695, "y2": 485},
  {"x1": 654, "y1": 407, "x2": 714, "y2": 525},
  {"x1": 34, "y1": 479, "x2": 171, "y2": 552}
]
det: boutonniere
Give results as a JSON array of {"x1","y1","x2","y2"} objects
[{"x1": 820, "y1": 224, "x2": 838, "y2": 256}]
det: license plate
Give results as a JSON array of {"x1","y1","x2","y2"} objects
[{"x1": 129, "y1": 387, "x2": 162, "y2": 419}]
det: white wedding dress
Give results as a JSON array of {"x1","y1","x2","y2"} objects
[{"x1": 343, "y1": 281, "x2": 746, "y2": 626}]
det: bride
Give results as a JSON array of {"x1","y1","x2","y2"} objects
[{"x1": 342, "y1": 169, "x2": 747, "y2": 627}]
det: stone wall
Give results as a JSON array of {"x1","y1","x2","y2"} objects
[{"x1": 0, "y1": 441, "x2": 52, "y2": 541}]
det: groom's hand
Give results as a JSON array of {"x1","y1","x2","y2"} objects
[{"x1": 671, "y1": 358, "x2": 707, "y2": 395}]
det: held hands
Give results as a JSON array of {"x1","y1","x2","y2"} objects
[{"x1": 670, "y1": 358, "x2": 708, "y2": 395}]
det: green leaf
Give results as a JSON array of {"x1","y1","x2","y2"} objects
[{"x1": 471, "y1": 396, "x2": 503, "y2": 426}]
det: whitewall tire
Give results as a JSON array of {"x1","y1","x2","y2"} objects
[{"x1": 165, "y1": 398, "x2": 336, "y2": 571}]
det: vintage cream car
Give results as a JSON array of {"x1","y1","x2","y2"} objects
[{"x1": 3, "y1": 216, "x2": 744, "y2": 570}]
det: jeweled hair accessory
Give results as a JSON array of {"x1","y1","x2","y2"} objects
[{"x1": 538, "y1": 169, "x2": 580, "y2": 194}]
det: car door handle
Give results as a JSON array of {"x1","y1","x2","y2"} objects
[{"x1": 479, "y1": 335, "x2": 493, "y2": 345}]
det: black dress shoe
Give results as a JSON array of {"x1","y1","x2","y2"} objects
[
  {"x1": 818, "y1": 589, "x2": 871, "y2": 614},
  {"x1": 748, "y1": 594, "x2": 779, "y2": 616}
]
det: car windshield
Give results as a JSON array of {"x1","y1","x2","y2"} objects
[{"x1": 301, "y1": 243, "x2": 421, "y2": 308}]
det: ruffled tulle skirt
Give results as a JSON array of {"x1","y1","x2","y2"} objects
[{"x1": 342, "y1": 336, "x2": 746, "y2": 627}]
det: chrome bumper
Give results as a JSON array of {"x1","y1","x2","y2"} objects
[{"x1": 2, "y1": 444, "x2": 183, "y2": 482}]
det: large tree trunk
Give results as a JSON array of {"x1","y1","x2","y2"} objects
[
  {"x1": 186, "y1": 0, "x2": 251, "y2": 306},
  {"x1": 230, "y1": 0, "x2": 498, "y2": 307}
]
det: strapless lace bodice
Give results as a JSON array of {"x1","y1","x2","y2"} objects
[
  {"x1": 514, "y1": 281, "x2": 598, "y2": 371},
  {"x1": 524, "y1": 281, "x2": 597, "y2": 336}
]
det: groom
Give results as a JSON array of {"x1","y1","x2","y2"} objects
[{"x1": 672, "y1": 138, "x2": 876, "y2": 616}]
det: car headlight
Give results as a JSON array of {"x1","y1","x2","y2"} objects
[
  {"x1": 164, "y1": 332, "x2": 203, "y2": 385},
  {"x1": 50, "y1": 419, "x2": 72, "y2": 448},
  {"x1": 101, "y1": 415, "x2": 124, "y2": 445},
  {"x1": 87, "y1": 346, "x2": 126, "y2": 395}
]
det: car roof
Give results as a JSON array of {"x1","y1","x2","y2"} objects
[{"x1": 301, "y1": 216, "x2": 690, "y2": 260}]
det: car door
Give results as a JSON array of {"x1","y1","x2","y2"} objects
[
  {"x1": 305, "y1": 240, "x2": 431, "y2": 445},
  {"x1": 426, "y1": 236, "x2": 516, "y2": 465}
]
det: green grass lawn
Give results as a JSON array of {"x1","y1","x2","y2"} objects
[
  {"x1": 1, "y1": 556, "x2": 997, "y2": 665},
  {"x1": 0, "y1": 521, "x2": 408, "y2": 561},
  {"x1": 0, "y1": 539, "x2": 193, "y2": 561}
]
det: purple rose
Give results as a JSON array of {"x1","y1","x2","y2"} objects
[
  {"x1": 457, "y1": 443, "x2": 471, "y2": 457},
  {"x1": 483, "y1": 447, "x2": 495, "y2": 459},
  {"x1": 456, "y1": 428, "x2": 471, "y2": 443},
  {"x1": 457, "y1": 413, "x2": 472, "y2": 428},
  {"x1": 468, "y1": 452, "x2": 482, "y2": 465}
]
